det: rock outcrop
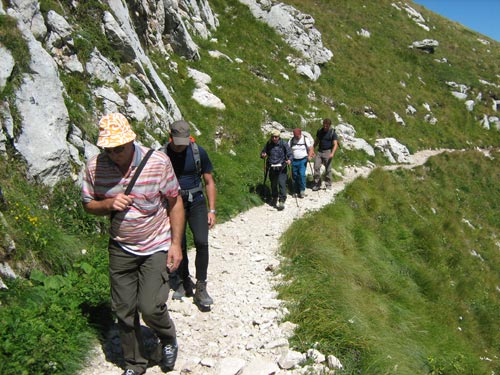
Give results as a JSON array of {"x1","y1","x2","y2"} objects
[{"x1": 238, "y1": 0, "x2": 333, "y2": 81}]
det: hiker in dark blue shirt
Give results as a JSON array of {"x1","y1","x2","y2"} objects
[
  {"x1": 260, "y1": 129, "x2": 292, "y2": 210},
  {"x1": 163, "y1": 120, "x2": 217, "y2": 308},
  {"x1": 312, "y1": 118, "x2": 338, "y2": 191}
]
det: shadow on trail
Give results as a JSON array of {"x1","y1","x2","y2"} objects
[
  {"x1": 251, "y1": 183, "x2": 271, "y2": 204},
  {"x1": 81, "y1": 303, "x2": 163, "y2": 371}
]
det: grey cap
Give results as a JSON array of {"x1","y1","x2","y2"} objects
[{"x1": 170, "y1": 120, "x2": 190, "y2": 146}]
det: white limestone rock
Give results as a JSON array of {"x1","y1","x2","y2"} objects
[
  {"x1": 126, "y1": 93, "x2": 150, "y2": 122},
  {"x1": 0, "y1": 46, "x2": 15, "y2": 92},
  {"x1": 393, "y1": 111, "x2": 406, "y2": 126},
  {"x1": 327, "y1": 354, "x2": 344, "y2": 370},
  {"x1": 9, "y1": 0, "x2": 47, "y2": 39},
  {"x1": 86, "y1": 48, "x2": 123, "y2": 85},
  {"x1": 241, "y1": 358, "x2": 280, "y2": 375},
  {"x1": 217, "y1": 357, "x2": 246, "y2": 375},
  {"x1": 239, "y1": 0, "x2": 332, "y2": 80},
  {"x1": 45, "y1": 10, "x2": 73, "y2": 49},
  {"x1": 357, "y1": 28, "x2": 371, "y2": 38},
  {"x1": 375, "y1": 138, "x2": 411, "y2": 163},
  {"x1": 9, "y1": 7, "x2": 71, "y2": 186},
  {"x1": 94, "y1": 86, "x2": 125, "y2": 114},
  {"x1": 278, "y1": 350, "x2": 305, "y2": 369},
  {"x1": 409, "y1": 39, "x2": 439, "y2": 53},
  {"x1": 451, "y1": 91, "x2": 468, "y2": 100},
  {"x1": 102, "y1": 11, "x2": 137, "y2": 63},
  {"x1": 336, "y1": 123, "x2": 375, "y2": 157}
]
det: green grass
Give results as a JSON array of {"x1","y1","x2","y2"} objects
[{"x1": 278, "y1": 150, "x2": 500, "y2": 374}]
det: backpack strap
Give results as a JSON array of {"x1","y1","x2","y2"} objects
[
  {"x1": 324, "y1": 128, "x2": 338, "y2": 148},
  {"x1": 191, "y1": 142, "x2": 202, "y2": 176},
  {"x1": 182, "y1": 142, "x2": 203, "y2": 202}
]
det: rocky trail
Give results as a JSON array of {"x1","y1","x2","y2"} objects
[{"x1": 79, "y1": 149, "x2": 448, "y2": 375}]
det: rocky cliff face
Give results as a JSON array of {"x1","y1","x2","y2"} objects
[
  {"x1": 0, "y1": 0, "x2": 345, "y2": 187},
  {"x1": 0, "y1": 0, "x2": 218, "y2": 186}
]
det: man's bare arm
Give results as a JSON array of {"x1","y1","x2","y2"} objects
[
  {"x1": 166, "y1": 194, "x2": 185, "y2": 271},
  {"x1": 83, "y1": 193, "x2": 133, "y2": 216}
]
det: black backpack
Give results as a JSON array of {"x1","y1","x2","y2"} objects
[
  {"x1": 323, "y1": 128, "x2": 340, "y2": 149},
  {"x1": 161, "y1": 141, "x2": 202, "y2": 176},
  {"x1": 265, "y1": 138, "x2": 288, "y2": 155}
]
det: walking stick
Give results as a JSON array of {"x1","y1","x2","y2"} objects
[
  {"x1": 262, "y1": 159, "x2": 270, "y2": 201},
  {"x1": 307, "y1": 159, "x2": 315, "y2": 178},
  {"x1": 288, "y1": 164, "x2": 299, "y2": 207},
  {"x1": 263, "y1": 159, "x2": 269, "y2": 185},
  {"x1": 308, "y1": 160, "x2": 320, "y2": 196}
]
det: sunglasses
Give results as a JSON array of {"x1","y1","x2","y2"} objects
[{"x1": 104, "y1": 145, "x2": 126, "y2": 154}]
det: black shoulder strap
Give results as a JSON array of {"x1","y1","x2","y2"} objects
[
  {"x1": 110, "y1": 149, "x2": 154, "y2": 221},
  {"x1": 124, "y1": 149, "x2": 154, "y2": 195}
]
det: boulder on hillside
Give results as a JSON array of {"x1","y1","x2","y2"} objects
[
  {"x1": 336, "y1": 123, "x2": 375, "y2": 157},
  {"x1": 239, "y1": 0, "x2": 332, "y2": 80},
  {"x1": 375, "y1": 138, "x2": 411, "y2": 163},
  {"x1": 409, "y1": 39, "x2": 439, "y2": 53}
]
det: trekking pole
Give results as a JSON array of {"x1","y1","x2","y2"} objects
[
  {"x1": 308, "y1": 160, "x2": 314, "y2": 179},
  {"x1": 288, "y1": 164, "x2": 299, "y2": 207},
  {"x1": 263, "y1": 159, "x2": 270, "y2": 201},
  {"x1": 308, "y1": 161, "x2": 320, "y2": 197}
]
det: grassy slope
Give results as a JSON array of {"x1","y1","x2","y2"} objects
[
  {"x1": 279, "y1": 150, "x2": 500, "y2": 374},
  {"x1": 282, "y1": 0, "x2": 500, "y2": 149}
]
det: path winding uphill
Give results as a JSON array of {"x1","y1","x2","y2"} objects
[{"x1": 79, "y1": 149, "x2": 447, "y2": 375}]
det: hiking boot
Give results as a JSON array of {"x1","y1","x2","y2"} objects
[
  {"x1": 271, "y1": 198, "x2": 278, "y2": 207},
  {"x1": 277, "y1": 201, "x2": 285, "y2": 211},
  {"x1": 194, "y1": 281, "x2": 213, "y2": 306},
  {"x1": 298, "y1": 191, "x2": 305, "y2": 198},
  {"x1": 172, "y1": 277, "x2": 194, "y2": 300},
  {"x1": 122, "y1": 369, "x2": 141, "y2": 375},
  {"x1": 172, "y1": 283, "x2": 185, "y2": 300},
  {"x1": 183, "y1": 277, "x2": 194, "y2": 297},
  {"x1": 161, "y1": 340, "x2": 178, "y2": 372},
  {"x1": 312, "y1": 185, "x2": 320, "y2": 191}
]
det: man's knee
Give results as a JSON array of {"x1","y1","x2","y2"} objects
[
  {"x1": 115, "y1": 308, "x2": 136, "y2": 329},
  {"x1": 194, "y1": 241, "x2": 209, "y2": 251},
  {"x1": 141, "y1": 301, "x2": 164, "y2": 321}
]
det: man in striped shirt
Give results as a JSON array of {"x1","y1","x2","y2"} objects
[{"x1": 82, "y1": 113, "x2": 184, "y2": 375}]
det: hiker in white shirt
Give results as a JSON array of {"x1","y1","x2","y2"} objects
[{"x1": 288, "y1": 128, "x2": 313, "y2": 198}]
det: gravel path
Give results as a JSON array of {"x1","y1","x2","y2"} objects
[{"x1": 79, "y1": 149, "x2": 446, "y2": 375}]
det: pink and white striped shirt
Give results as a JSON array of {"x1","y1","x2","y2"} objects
[{"x1": 82, "y1": 144, "x2": 180, "y2": 255}]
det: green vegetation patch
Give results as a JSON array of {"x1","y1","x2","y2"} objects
[{"x1": 279, "y1": 150, "x2": 500, "y2": 374}]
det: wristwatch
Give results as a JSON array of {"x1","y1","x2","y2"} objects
[{"x1": 209, "y1": 209, "x2": 217, "y2": 214}]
